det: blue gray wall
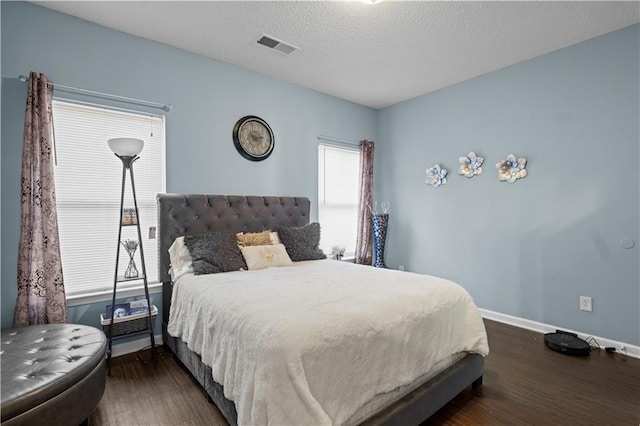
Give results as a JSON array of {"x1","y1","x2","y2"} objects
[
  {"x1": 1, "y1": 2, "x2": 377, "y2": 334},
  {"x1": 376, "y1": 25, "x2": 639, "y2": 345}
]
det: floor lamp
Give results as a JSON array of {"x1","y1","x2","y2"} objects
[{"x1": 106, "y1": 137, "x2": 156, "y2": 370}]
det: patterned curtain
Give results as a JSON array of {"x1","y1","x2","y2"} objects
[
  {"x1": 13, "y1": 71, "x2": 67, "y2": 326},
  {"x1": 355, "y1": 140, "x2": 375, "y2": 265}
]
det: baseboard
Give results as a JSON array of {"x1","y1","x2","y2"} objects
[
  {"x1": 111, "y1": 334, "x2": 163, "y2": 358},
  {"x1": 480, "y1": 308, "x2": 640, "y2": 359},
  {"x1": 110, "y1": 316, "x2": 640, "y2": 360}
]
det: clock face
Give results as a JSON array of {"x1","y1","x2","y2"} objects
[{"x1": 233, "y1": 116, "x2": 274, "y2": 161}]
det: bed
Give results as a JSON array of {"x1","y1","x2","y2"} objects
[{"x1": 158, "y1": 194, "x2": 488, "y2": 425}]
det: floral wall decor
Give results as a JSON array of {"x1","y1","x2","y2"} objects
[
  {"x1": 426, "y1": 164, "x2": 448, "y2": 188},
  {"x1": 458, "y1": 152, "x2": 484, "y2": 178},
  {"x1": 496, "y1": 154, "x2": 528, "y2": 183}
]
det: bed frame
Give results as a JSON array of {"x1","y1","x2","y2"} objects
[{"x1": 158, "y1": 194, "x2": 483, "y2": 425}]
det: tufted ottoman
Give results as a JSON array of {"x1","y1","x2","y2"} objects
[{"x1": 1, "y1": 324, "x2": 107, "y2": 426}]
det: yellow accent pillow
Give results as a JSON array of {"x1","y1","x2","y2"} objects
[
  {"x1": 236, "y1": 230, "x2": 273, "y2": 247},
  {"x1": 269, "y1": 231, "x2": 281, "y2": 244},
  {"x1": 240, "y1": 244, "x2": 293, "y2": 270}
]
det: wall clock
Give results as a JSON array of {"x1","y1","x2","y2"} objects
[{"x1": 232, "y1": 115, "x2": 274, "y2": 161}]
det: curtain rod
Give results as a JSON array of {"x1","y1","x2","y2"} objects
[
  {"x1": 18, "y1": 75, "x2": 173, "y2": 112},
  {"x1": 54, "y1": 97, "x2": 165, "y2": 119}
]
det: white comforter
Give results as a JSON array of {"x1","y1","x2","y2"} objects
[{"x1": 168, "y1": 260, "x2": 489, "y2": 426}]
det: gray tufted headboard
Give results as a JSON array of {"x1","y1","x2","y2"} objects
[{"x1": 157, "y1": 194, "x2": 311, "y2": 284}]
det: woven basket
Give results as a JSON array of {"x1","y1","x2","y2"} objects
[{"x1": 101, "y1": 305, "x2": 157, "y2": 337}]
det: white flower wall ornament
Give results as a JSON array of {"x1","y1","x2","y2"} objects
[
  {"x1": 458, "y1": 152, "x2": 484, "y2": 178},
  {"x1": 426, "y1": 164, "x2": 447, "y2": 188},
  {"x1": 496, "y1": 154, "x2": 527, "y2": 183}
]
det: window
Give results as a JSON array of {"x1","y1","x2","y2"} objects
[
  {"x1": 318, "y1": 143, "x2": 359, "y2": 256},
  {"x1": 52, "y1": 100, "x2": 165, "y2": 300}
]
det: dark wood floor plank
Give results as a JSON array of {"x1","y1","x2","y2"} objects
[
  {"x1": 425, "y1": 320, "x2": 640, "y2": 425},
  {"x1": 90, "y1": 320, "x2": 640, "y2": 425}
]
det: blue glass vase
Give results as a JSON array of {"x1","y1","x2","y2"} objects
[{"x1": 372, "y1": 213, "x2": 389, "y2": 268}]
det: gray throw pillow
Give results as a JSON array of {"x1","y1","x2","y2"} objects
[
  {"x1": 277, "y1": 223, "x2": 327, "y2": 262},
  {"x1": 184, "y1": 231, "x2": 247, "y2": 274}
]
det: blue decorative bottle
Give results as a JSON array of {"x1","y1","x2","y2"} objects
[{"x1": 372, "y1": 213, "x2": 389, "y2": 268}]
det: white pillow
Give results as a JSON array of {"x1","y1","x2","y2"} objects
[
  {"x1": 168, "y1": 236, "x2": 194, "y2": 281},
  {"x1": 241, "y1": 244, "x2": 292, "y2": 270}
]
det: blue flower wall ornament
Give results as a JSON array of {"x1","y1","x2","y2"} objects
[
  {"x1": 426, "y1": 164, "x2": 448, "y2": 188},
  {"x1": 458, "y1": 152, "x2": 484, "y2": 178},
  {"x1": 496, "y1": 154, "x2": 527, "y2": 183}
]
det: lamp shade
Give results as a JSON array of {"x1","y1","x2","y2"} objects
[{"x1": 108, "y1": 138, "x2": 144, "y2": 157}]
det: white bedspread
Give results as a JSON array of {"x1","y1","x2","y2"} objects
[{"x1": 168, "y1": 260, "x2": 489, "y2": 426}]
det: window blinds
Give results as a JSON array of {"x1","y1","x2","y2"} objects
[
  {"x1": 318, "y1": 143, "x2": 359, "y2": 255},
  {"x1": 52, "y1": 101, "x2": 166, "y2": 298}
]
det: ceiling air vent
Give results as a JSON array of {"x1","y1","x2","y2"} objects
[{"x1": 257, "y1": 34, "x2": 299, "y2": 55}]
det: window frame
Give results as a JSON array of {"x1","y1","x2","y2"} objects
[
  {"x1": 51, "y1": 99, "x2": 166, "y2": 307},
  {"x1": 317, "y1": 141, "x2": 360, "y2": 258}
]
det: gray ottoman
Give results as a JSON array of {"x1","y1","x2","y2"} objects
[{"x1": 1, "y1": 324, "x2": 107, "y2": 426}]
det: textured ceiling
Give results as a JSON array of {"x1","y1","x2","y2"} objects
[{"x1": 33, "y1": 1, "x2": 640, "y2": 109}]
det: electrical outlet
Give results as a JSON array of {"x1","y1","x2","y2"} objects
[{"x1": 580, "y1": 296, "x2": 592, "y2": 312}]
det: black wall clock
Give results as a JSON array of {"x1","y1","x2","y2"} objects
[{"x1": 232, "y1": 115, "x2": 274, "y2": 161}]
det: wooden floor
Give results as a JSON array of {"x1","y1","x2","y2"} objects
[{"x1": 90, "y1": 320, "x2": 640, "y2": 425}]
